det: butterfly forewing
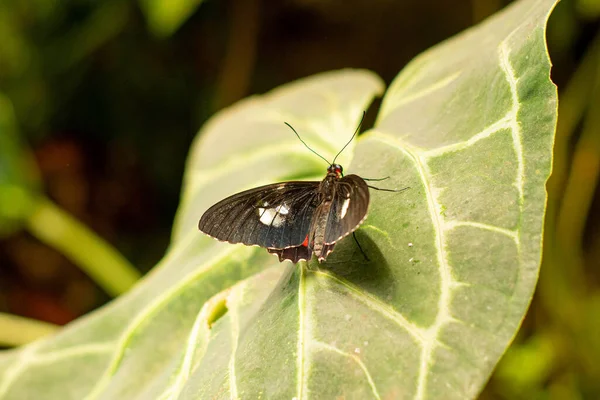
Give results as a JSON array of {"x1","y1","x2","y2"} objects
[
  {"x1": 324, "y1": 174, "x2": 370, "y2": 244},
  {"x1": 198, "y1": 181, "x2": 320, "y2": 249}
]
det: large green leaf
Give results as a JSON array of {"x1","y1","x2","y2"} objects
[{"x1": 0, "y1": 0, "x2": 557, "y2": 398}]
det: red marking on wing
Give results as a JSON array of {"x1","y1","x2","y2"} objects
[{"x1": 302, "y1": 235, "x2": 309, "y2": 247}]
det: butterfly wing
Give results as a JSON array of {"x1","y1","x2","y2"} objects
[
  {"x1": 198, "y1": 181, "x2": 321, "y2": 249},
  {"x1": 267, "y1": 245, "x2": 311, "y2": 263},
  {"x1": 324, "y1": 174, "x2": 370, "y2": 245},
  {"x1": 268, "y1": 242, "x2": 335, "y2": 263}
]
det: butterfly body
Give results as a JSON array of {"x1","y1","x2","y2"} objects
[{"x1": 198, "y1": 163, "x2": 370, "y2": 263}]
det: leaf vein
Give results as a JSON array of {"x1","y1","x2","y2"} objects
[
  {"x1": 228, "y1": 285, "x2": 244, "y2": 400},
  {"x1": 312, "y1": 341, "x2": 381, "y2": 400},
  {"x1": 31, "y1": 343, "x2": 115, "y2": 365},
  {"x1": 163, "y1": 290, "x2": 230, "y2": 400},
  {"x1": 82, "y1": 242, "x2": 243, "y2": 400},
  {"x1": 445, "y1": 220, "x2": 519, "y2": 243},
  {"x1": 498, "y1": 41, "x2": 525, "y2": 233},
  {"x1": 313, "y1": 270, "x2": 425, "y2": 343},
  {"x1": 296, "y1": 265, "x2": 307, "y2": 400},
  {"x1": 421, "y1": 116, "x2": 512, "y2": 158},
  {"x1": 383, "y1": 71, "x2": 462, "y2": 114},
  {"x1": 0, "y1": 344, "x2": 40, "y2": 398},
  {"x1": 366, "y1": 132, "x2": 456, "y2": 400}
]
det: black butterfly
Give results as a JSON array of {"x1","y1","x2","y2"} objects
[{"x1": 198, "y1": 113, "x2": 401, "y2": 263}]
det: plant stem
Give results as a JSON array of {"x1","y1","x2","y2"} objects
[
  {"x1": 0, "y1": 313, "x2": 58, "y2": 347},
  {"x1": 25, "y1": 196, "x2": 141, "y2": 297}
]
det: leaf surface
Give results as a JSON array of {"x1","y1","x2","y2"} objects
[{"x1": 0, "y1": 0, "x2": 558, "y2": 398}]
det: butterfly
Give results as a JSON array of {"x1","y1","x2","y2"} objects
[{"x1": 198, "y1": 112, "x2": 402, "y2": 263}]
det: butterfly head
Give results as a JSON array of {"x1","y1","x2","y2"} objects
[{"x1": 327, "y1": 163, "x2": 343, "y2": 178}]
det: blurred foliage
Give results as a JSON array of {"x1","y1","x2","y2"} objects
[
  {"x1": 0, "y1": 0, "x2": 598, "y2": 398},
  {"x1": 139, "y1": 0, "x2": 205, "y2": 37},
  {"x1": 0, "y1": 93, "x2": 39, "y2": 237}
]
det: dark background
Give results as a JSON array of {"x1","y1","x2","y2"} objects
[{"x1": 0, "y1": 0, "x2": 599, "y2": 398}]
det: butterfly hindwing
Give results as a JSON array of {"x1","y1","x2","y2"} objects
[
  {"x1": 324, "y1": 174, "x2": 370, "y2": 245},
  {"x1": 198, "y1": 181, "x2": 320, "y2": 249},
  {"x1": 268, "y1": 244, "x2": 311, "y2": 263},
  {"x1": 268, "y1": 242, "x2": 335, "y2": 263}
]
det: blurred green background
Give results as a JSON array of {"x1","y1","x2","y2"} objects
[{"x1": 0, "y1": 0, "x2": 598, "y2": 398}]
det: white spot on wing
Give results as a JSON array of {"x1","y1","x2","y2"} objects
[
  {"x1": 340, "y1": 198, "x2": 350, "y2": 219},
  {"x1": 276, "y1": 204, "x2": 289, "y2": 215},
  {"x1": 258, "y1": 203, "x2": 289, "y2": 227}
]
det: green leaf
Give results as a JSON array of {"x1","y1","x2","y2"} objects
[
  {"x1": 0, "y1": 0, "x2": 558, "y2": 398},
  {"x1": 0, "y1": 93, "x2": 40, "y2": 237},
  {"x1": 0, "y1": 313, "x2": 59, "y2": 347},
  {"x1": 138, "y1": 0, "x2": 204, "y2": 37}
]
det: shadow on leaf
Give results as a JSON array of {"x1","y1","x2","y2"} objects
[{"x1": 318, "y1": 229, "x2": 394, "y2": 295}]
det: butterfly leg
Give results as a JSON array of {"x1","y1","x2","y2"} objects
[
  {"x1": 352, "y1": 232, "x2": 370, "y2": 262},
  {"x1": 367, "y1": 185, "x2": 410, "y2": 193}
]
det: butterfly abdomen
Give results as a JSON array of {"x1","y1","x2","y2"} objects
[{"x1": 311, "y1": 174, "x2": 339, "y2": 262}]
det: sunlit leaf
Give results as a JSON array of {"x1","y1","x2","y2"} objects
[{"x1": 0, "y1": 0, "x2": 558, "y2": 398}]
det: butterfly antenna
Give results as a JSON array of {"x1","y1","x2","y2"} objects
[
  {"x1": 284, "y1": 122, "x2": 331, "y2": 165},
  {"x1": 332, "y1": 111, "x2": 366, "y2": 165}
]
